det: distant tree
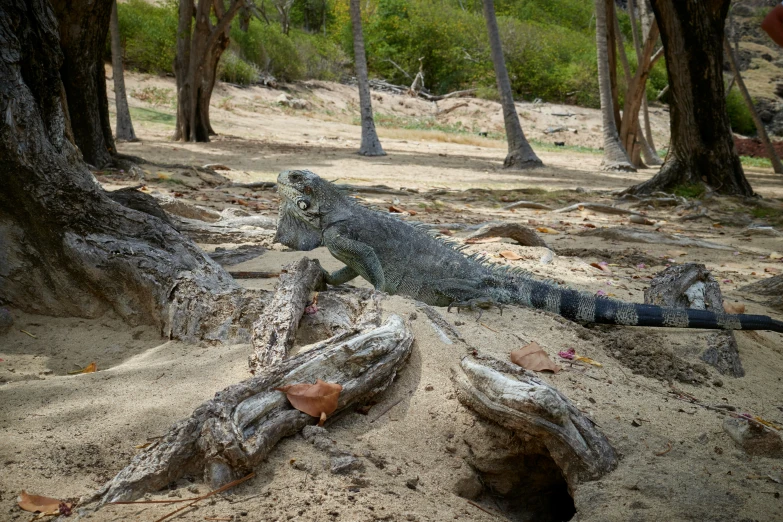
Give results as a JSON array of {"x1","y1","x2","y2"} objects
[
  {"x1": 174, "y1": 0, "x2": 245, "y2": 142},
  {"x1": 349, "y1": 0, "x2": 385, "y2": 156},
  {"x1": 626, "y1": 0, "x2": 753, "y2": 195},
  {"x1": 50, "y1": 0, "x2": 117, "y2": 168},
  {"x1": 481, "y1": 0, "x2": 542, "y2": 169},
  {"x1": 595, "y1": 0, "x2": 634, "y2": 171},
  {"x1": 110, "y1": 0, "x2": 138, "y2": 143}
]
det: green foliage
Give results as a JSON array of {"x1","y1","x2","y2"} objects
[
  {"x1": 726, "y1": 89, "x2": 756, "y2": 136},
  {"x1": 130, "y1": 86, "x2": 175, "y2": 107},
  {"x1": 672, "y1": 183, "x2": 706, "y2": 199},
  {"x1": 116, "y1": 0, "x2": 177, "y2": 73},
  {"x1": 740, "y1": 156, "x2": 772, "y2": 168},
  {"x1": 219, "y1": 51, "x2": 259, "y2": 85}
]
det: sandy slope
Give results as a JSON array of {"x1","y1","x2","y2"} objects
[{"x1": 1, "y1": 72, "x2": 782, "y2": 521}]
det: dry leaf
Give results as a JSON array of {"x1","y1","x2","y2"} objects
[
  {"x1": 536, "y1": 227, "x2": 559, "y2": 234},
  {"x1": 18, "y1": 491, "x2": 68, "y2": 515},
  {"x1": 629, "y1": 215, "x2": 655, "y2": 226},
  {"x1": 499, "y1": 250, "x2": 524, "y2": 260},
  {"x1": 68, "y1": 362, "x2": 97, "y2": 375},
  {"x1": 388, "y1": 205, "x2": 403, "y2": 213},
  {"x1": 765, "y1": 267, "x2": 781, "y2": 274},
  {"x1": 589, "y1": 262, "x2": 612, "y2": 273},
  {"x1": 770, "y1": 252, "x2": 783, "y2": 260},
  {"x1": 510, "y1": 342, "x2": 561, "y2": 373},
  {"x1": 276, "y1": 379, "x2": 342, "y2": 426},
  {"x1": 723, "y1": 301, "x2": 746, "y2": 314},
  {"x1": 575, "y1": 356, "x2": 603, "y2": 367}
]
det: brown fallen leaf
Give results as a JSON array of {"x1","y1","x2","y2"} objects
[
  {"x1": 536, "y1": 226, "x2": 559, "y2": 234},
  {"x1": 510, "y1": 342, "x2": 561, "y2": 373},
  {"x1": 388, "y1": 205, "x2": 403, "y2": 213},
  {"x1": 723, "y1": 301, "x2": 746, "y2": 314},
  {"x1": 276, "y1": 379, "x2": 342, "y2": 426},
  {"x1": 68, "y1": 362, "x2": 97, "y2": 375},
  {"x1": 765, "y1": 267, "x2": 781, "y2": 274},
  {"x1": 589, "y1": 262, "x2": 612, "y2": 273},
  {"x1": 499, "y1": 250, "x2": 524, "y2": 260},
  {"x1": 18, "y1": 491, "x2": 69, "y2": 515}
]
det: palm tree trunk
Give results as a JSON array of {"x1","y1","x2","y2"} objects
[
  {"x1": 595, "y1": 0, "x2": 634, "y2": 171},
  {"x1": 349, "y1": 0, "x2": 385, "y2": 156},
  {"x1": 110, "y1": 0, "x2": 137, "y2": 142},
  {"x1": 482, "y1": 0, "x2": 541, "y2": 169},
  {"x1": 723, "y1": 37, "x2": 783, "y2": 174}
]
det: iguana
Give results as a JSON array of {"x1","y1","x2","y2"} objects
[{"x1": 274, "y1": 169, "x2": 783, "y2": 333}]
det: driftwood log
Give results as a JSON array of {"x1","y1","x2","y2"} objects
[
  {"x1": 581, "y1": 227, "x2": 737, "y2": 251},
  {"x1": 452, "y1": 354, "x2": 617, "y2": 487},
  {"x1": 741, "y1": 274, "x2": 783, "y2": 313},
  {"x1": 645, "y1": 263, "x2": 743, "y2": 377},
  {"x1": 503, "y1": 200, "x2": 554, "y2": 211},
  {"x1": 92, "y1": 308, "x2": 413, "y2": 504},
  {"x1": 249, "y1": 258, "x2": 325, "y2": 372},
  {"x1": 464, "y1": 222, "x2": 548, "y2": 247},
  {"x1": 176, "y1": 210, "x2": 276, "y2": 244},
  {"x1": 552, "y1": 202, "x2": 645, "y2": 216}
]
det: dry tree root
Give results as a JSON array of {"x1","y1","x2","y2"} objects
[
  {"x1": 464, "y1": 222, "x2": 548, "y2": 248},
  {"x1": 89, "y1": 309, "x2": 413, "y2": 505},
  {"x1": 645, "y1": 263, "x2": 743, "y2": 377},
  {"x1": 249, "y1": 258, "x2": 326, "y2": 372},
  {"x1": 451, "y1": 354, "x2": 618, "y2": 487}
]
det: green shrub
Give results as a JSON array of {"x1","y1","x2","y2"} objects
[
  {"x1": 291, "y1": 30, "x2": 349, "y2": 81},
  {"x1": 726, "y1": 89, "x2": 756, "y2": 136},
  {"x1": 219, "y1": 51, "x2": 259, "y2": 85},
  {"x1": 231, "y1": 21, "x2": 304, "y2": 81},
  {"x1": 116, "y1": 0, "x2": 177, "y2": 73}
]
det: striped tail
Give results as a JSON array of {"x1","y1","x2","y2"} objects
[{"x1": 509, "y1": 280, "x2": 783, "y2": 333}]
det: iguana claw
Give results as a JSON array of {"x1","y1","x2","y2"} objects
[{"x1": 447, "y1": 298, "x2": 503, "y2": 321}]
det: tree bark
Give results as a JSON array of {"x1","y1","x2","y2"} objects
[
  {"x1": 626, "y1": 0, "x2": 753, "y2": 196},
  {"x1": 93, "y1": 310, "x2": 413, "y2": 503},
  {"x1": 595, "y1": 0, "x2": 634, "y2": 171},
  {"x1": 0, "y1": 0, "x2": 264, "y2": 342},
  {"x1": 631, "y1": 0, "x2": 663, "y2": 165},
  {"x1": 50, "y1": 0, "x2": 117, "y2": 168},
  {"x1": 482, "y1": 0, "x2": 542, "y2": 169},
  {"x1": 110, "y1": 0, "x2": 138, "y2": 143},
  {"x1": 349, "y1": 0, "x2": 386, "y2": 156},
  {"x1": 174, "y1": 0, "x2": 242, "y2": 142},
  {"x1": 723, "y1": 37, "x2": 783, "y2": 174}
]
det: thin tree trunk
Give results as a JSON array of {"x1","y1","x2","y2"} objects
[
  {"x1": 630, "y1": 0, "x2": 663, "y2": 165},
  {"x1": 607, "y1": 0, "x2": 622, "y2": 131},
  {"x1": 349, "y1": 0, "x2": 386, "y2": 156},
  {"x1": 626, "y1": 0, "x2": 753, "y2": 196},
  {"x1": 595, "y1": 0, "x2": 634, "y2": 171},
  {"x1": 482, "y1": 0, "x2": 542, "y2": 169},
  {"x1": 50, "y1": 0, "x2": 117, "y2": 168},
  {"x1": 174, "y1": 0, "x2": 242, "y2": 142},
  {"x1": 723, "y1": 37, "x2": 783, "y2": 174},
  {"x1": 110, "y1": 0, "x2": 137, "y2": 142},
  {"x1": 1, "y1": 0, "x2": 265, "y2": 340}
]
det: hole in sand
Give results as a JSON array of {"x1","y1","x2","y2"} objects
[{"x1": 471, "y1": 452, "x2": 575, "y2": 522}]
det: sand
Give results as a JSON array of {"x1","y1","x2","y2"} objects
[{"x1": 1, "y1": 72, "x2": 782, "y2": 522}]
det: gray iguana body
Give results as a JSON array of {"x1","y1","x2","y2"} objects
[{"x1": 275, "y1": 170, "x2": 783, "y2": 333}]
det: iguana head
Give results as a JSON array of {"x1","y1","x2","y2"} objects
[{"x1": 275, "y1": 170, "x2": 344, "y2": 250}]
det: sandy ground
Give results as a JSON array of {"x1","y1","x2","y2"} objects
[{"x1": 2, "y1": 72, "x2": 783, "y2": 522}]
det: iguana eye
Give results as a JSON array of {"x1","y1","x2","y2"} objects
[
  {"x1": 303, "y1": 186, "x2": 313, "y2": 195},
  {"x1": 297, "y1": 199, "x2": 310, "y2": 210}
]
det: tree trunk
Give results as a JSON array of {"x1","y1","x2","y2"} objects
[
  {"x1": 0, "y1": 0, "x2": 264, "y2": 342},
  {"x1": 629, "y1": 0, "x2": 663, "y2": 166},
  {"x1": 482, "y1": 0, "x2": 542, "y2": 169},
  {"x1": 619, "y1": 22, "x2": 660, "y2": 165},
  {"x1": 110, "y1": 0, "x2": 138, "y2": 143},
  {"x1": 595, "y1": 0, "x2": 634, "y2": 171},
  {"x1": 349, "y1": 0, "x2": 386, "y2": 156},
  {"x1": 50, "y1": 0, "x2": 117, "y2": 168},
  {"x1": 174, "y1": 0, "x2": 242, "y2": 142},
  {"x1": 607, "y1": 0, "x2": 622, "y2": 131},
  {"x1": 626, "y1": 0, "x2": 753, "y2": 196},
  {"x1": 723, "y1": 37, "x2": 783, "y2": 174}
]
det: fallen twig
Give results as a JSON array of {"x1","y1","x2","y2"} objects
[{"x1": 153, "y1": 472, "x2": 255, "y2": 522}]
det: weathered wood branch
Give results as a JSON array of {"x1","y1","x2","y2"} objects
[
  {"x1": 552, "y1": 202, "x2": 646, "y2": 216},
  {"x1": 740, "y1": 274, "x2": 783, "y2": 312},
  {"x1": 503, "y1": 200, "x2": 554, "y2": 211},
  {"x1": 176, "y1": 210, "x2": 277, "y2": 244},
  {"x1": 464, "y1": 222, "x2": 548, "y2": 247},
  {"x1": 91, "y1": 312, "x2": 413, "y2": 505},
  {"x1": 249, "y1": 258, "x2": 325, "y2": 372},
  {"x1": 580, "y1": 227, "x2": 738, "y2": 251},
  {"x1": 452, "y1": 355, "x2": 617, "y2": 487},
  {"x1": 645, "y1": 263, "x2": 743, "y2": 377}
]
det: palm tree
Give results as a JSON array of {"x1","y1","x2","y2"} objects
[
  {"x1": 349, "y1": 0, "x2": 385, "y2": 156},
  {"x1": 595, "y1": 0, "x2": 634, "y2": 171},
  {"x1": 482, "y1": 0, "x2": 541, "y2": 169}
]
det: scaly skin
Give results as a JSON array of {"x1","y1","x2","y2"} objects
[{"x1": 276, "y1": 170, "x2": 783, "y2": 333}]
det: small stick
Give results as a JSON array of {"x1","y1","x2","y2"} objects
[
  {"x1": 655, "y1": 442, "x2": 673, "y2": 456},
  {"x1": 153, "y1": 472, "x2": 256, "y2": 522},
  {"x1": 204, "y1": 518, "x2": 233, "y2": 521},
  {"x1": 20, "y1": 329, "x2": 37, "y2": 338},
  {"x1": 466, "y1": 500, "x2": 500, "y2": 518}
]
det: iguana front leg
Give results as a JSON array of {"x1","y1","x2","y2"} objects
[
  {"x1": 322, "y1": 265, "x2": 359, "y2": 286},
  {"x1": 323, "y1": 228, "x2": 386, "y2": 291}
]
